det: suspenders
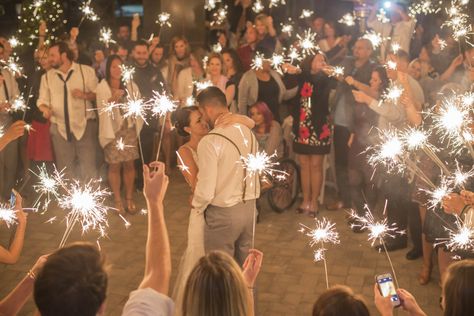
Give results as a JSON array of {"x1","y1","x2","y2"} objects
[{"x1": 207, "y1": 128, "x2": 257, "y2": 201}]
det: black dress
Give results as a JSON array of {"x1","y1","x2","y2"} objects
[
  {"x1": 292, "y1": 72, "x2": 334, "y2": 155},
  {"x1": 257, "y1": 76, "x2": 281, "y2": 122}
]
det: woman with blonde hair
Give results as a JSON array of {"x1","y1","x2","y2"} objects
[{"x1": 182, "y1": 250, "x2": 263, "y2": 316}]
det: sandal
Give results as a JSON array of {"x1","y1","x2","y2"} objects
[{"x1": 125, "y1": 198, "x2": 137, "y2": 215}]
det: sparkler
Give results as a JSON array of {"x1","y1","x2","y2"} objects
[
  {"x1": 116, "y1": 137, "x2": 134, "y2": 151},
  {"x1": 240, "y1": 151, "x2": 287, "y2": 180},
  {"x1": 451, "y1": 162, "x2": 474, "y2": 188},
  {"x1": 385, "y1": 60, "x2": 397, "y2": 70},
  {"x1": 424, "y1": 179, "x2": 452, "y2": 210},
  {"x1": 296, "y1": 29, "x2": 319, "y2": 57},
  {"x1": 380, "y1": 81, "x2": 404, "y2": 104},
  {"x1": 9, "y1": 95, "x2": 28, "y2": 113},
  {"x1": 390, "y1": 42, "x2": 401, "y2": 54},
  {"x1": 99, "y1": 28, "x2": 116, "y2": 48},
  {"x1": 251, "y1": 51, "x2": 265, "y2": 70},
  {"x1": 270, "y1": 53, "x2": 285, "y2": 74},
  {"x1": 176, "y1": 150, "x2": 190, "y2": 175},
  {"x1": 211, "y1": 43, "x2": 222, "y2": 53},
  {"x1": 436, "y1": 216, "x2": 474, "y2": 252},
  {"x1": 204, "y1": 0, "x2": 221, "y2": 11},
  {"x1": 269, "y1": 0, "x2": 286, "y2": 8},
  {"x1": 57, "y1": 180, "x2": 111, "y2": 248},
  {"x1": 328, "y1": 66, "x2": 345, "y2": 77},
  {"x1": 408, "y1": 0, "x2": 442, "y2": 18},
  {"x1": 185, "y1": 96, "x2": 195, "y2": 107},
  {"x1": 156, "y1": 12, "x2": 171, "y2": 27},
  {"x1": 350, "y1": 204, "x2": 405, "y2": 287},
  {"x1": 280, "y1": 19, "x2": 294, "y2": 37},
  {"x1": 30, "y1": 164, "x2": 65, "y2": 213},
  {"x1": 252, "y1": 0, "x2": 264, "y2": 13},
  {"x1": 121, "y1": 94, "x2": 149, "y2": 122},
  {"x1": 286, "y1": 46, "x2": 302, "y2": 64},
  {"x1": 443, "y1": 1, "x2": 472, "y2": 42},
  {"x1": 438, "y1": 38, "x2": 448, "y2": 50},
  {"x1": 339, "y1": 13, "x2": 356, "y2": 26},
  {"x1": 119, "y1": 64, "x2": 135, "y2": 84},
  {"x1": 0, "y1": 204, "x2": 17, "y2": 228},
  {"x1": 300, "y1": 9, "x2": 314, "y2": 19},
  {"x1": 1, "y1": 57, "x2": 24, "y2": 77},
  {"x1": 363, "y1": 31, "x2": 384, "y2": 48},
  {"x1": 211, "y1": 6, "x2": 227, "y2": 26},
  {"x1": 151, "y1": 90, "x2": 178, "y2": 163},
  {"x1": 194, "y1": 80, "x2": 213, "y2": 92},
  {"x1": 8, "y1": 36, "x2": 21, "y2": 49},
  {"x1": 299, "y1": 218, "x2": 340, "y2": 288},
  {"x1": 376, "y1": 8, "x2": 390, "y2": 23},
  {"x1": 79, "y1": 0, "x2": 99, "y2": 28}
]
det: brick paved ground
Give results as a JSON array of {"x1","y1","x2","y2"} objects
[{"x1": 0, "y1": 170, "x2": 442, "y2": 316}]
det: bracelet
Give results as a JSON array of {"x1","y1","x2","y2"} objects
[
  {"x1": 247, "y1": 286, "x2": 254, "y2": 290},
  {"x1": 27, "y1": 269, "x2": 36, "y2": 280}
]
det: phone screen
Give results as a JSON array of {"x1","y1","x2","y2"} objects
[
  {"x1": 10, "y1": 192, "x2": 16, "y2": 208},
  {"x1": 377, "y1": 276, "x2": 400, "y2": 303}
]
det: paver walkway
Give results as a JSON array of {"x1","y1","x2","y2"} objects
[{"x1": 0, "y1": 170, "x2": 442, "y2": 315}]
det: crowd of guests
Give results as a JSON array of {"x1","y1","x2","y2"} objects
[{"x1": 1, "y1": 0, "x2": 474, "y2": 315}]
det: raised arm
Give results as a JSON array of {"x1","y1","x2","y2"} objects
[
  {"x1": 139, "y1": 162, "x2": 171, "y2": 294},
  {"x1": 0, "y1": 193, "x2": 27, "y2": 264}
]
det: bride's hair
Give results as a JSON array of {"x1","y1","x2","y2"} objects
[
  {"x1": 182, "y1": 251, "x2": 251, "y2": 316},
  {"x1": 172, "y1": 106, "x2": 199, "y2": 137}
]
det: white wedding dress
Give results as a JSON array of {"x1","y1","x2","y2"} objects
[{"x1": 172, "y1": 145, "x2": 205, "y2": 316}]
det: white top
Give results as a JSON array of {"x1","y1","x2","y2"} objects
[
  {"x1": 122, "y1": 288, "x2": 174, "y2": 316},
  {"x1": 37, "y1": 62, "x2": 98, "y2": 141},
  {"x1": 96, "y1": 79, "x2": 144, "y2": 148},
  {"x1": 0, "y1": 68, "x2": 20, "y2": 127},
  {"x1": 191, "y1": 122, "x2": 260, "y2": 214},
  {"x1": 367, "y1": 18, "x2": 416, "y2": 59},
  {"x1": 318, "y1": 37, "x2": 342, "y2": 53}
]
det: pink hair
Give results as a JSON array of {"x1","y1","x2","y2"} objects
[{"x1": 250, "y1": 102, "x2": 273, "y2": 133}]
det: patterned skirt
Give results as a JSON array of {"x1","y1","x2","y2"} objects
[{"x1": 104, "y1": 126, "x2": 139, "y2": 164}]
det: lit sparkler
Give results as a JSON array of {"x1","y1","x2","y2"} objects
[
  {"x1": 194, "y1": 80, "x2": 213, "y2": 92},
  {"x1": 391, "y1": 42, "x2": 401, "y2": 54},
  {"x1": 368, "y1": 130, "x2": 405, "y2": 172},
  {"x1": 376, "y1": 8, "x2": 390, "y2": 23},
  {"x1": 156, "y1": 12, "x2": 171, "y2": 27},
  {"x1": 436, "y1": 216, "x2": 474, "y2": 252},
  {"x1": 176, "y1": 150, "x2": 190, "y2": 175},
  {"x1": 2, "y1": 57, "x2": 24, "y2": 77},
  {"x1": 251, "y1": 51, "x2": 265, "y2": 70},
  {"x1": 185, "y1": 96, "x2": 195, "y2": 107},
  {"x1": 211, "y1": 43, "x2": 222, "y2": 53},
  {"x1": 408, "y1": 0, "x2": 442, "y2": 18},
  {"x1": 299, "y1": 218, "x2": 340, "y2": 288},
  {"x1": 380, "y1": 81, "x2": 404, "y2": 104},
  {"x1": 286, "y1": 46, "x2": 302, "y2": 64},
  {"x1": 252, "y1": 0, "x2": 264, "y2": 13},
  {"x1": 116, "y1": 137, "x2": 133, "y2": 151},
  {"x1": 339, "y1": 13, "x2": 356, "y2": 26},
  {"x1": 119, "y1": 64, "x2": 135, "y2": 83},
  {"x1": 424, "y1": 179, "x2": 452, "y2": 209},
  {"x1": 296, "y1": 29, "x2": 319, "y2": 57},
  {"x1": 121, "y1": 94, "x2": 150, "y2": 122},
  {"x1": 211, "y1": 6, "x2": 227, "y2": 26},
  {"x1": 30, "y1": 164, "x2": 65, "y2": 212},
  {"x1": 451, "y1": 162, "x2": 474, "y2": 188},
  {"x1": 269, "y1": 0, "x2": 286, "y2": 8},
  {"x1": 79, "y1": 0, "x2": 99, "y2": 24},
  {"x1": 0, "y1": 204, "x2": 17, "y2": 228},
  {"x1": 99, "y1": 28, "x2": 116, "y2": 47},
  {"x1": 9, "y1": 95, "x2": 28, "y2": 112},
  {"x1": 328, "y1": 66, "x2": 345, "y2": 77},
  {"x1": 240, "y1": 151, "x2": 287, "y2": 180},
  {"x1": 204, "y1": 0, "x2": 221, "y2": 11},
  {"x1": 150, "y1": 90, "x2": 178, "y2": 118},
  {"x1": 363, "y1": 31, "x2": 384, "y2": 48},
  {"x1": 270, "y1": 53, "x2": 285, "y2": 74},
  {"x1": 8, "y1": 36, "x2": 21, "y2": 49},
  {"x1": 385, "y1": 60, "x2": 397, "y2": 70},
  {"x1": 300, "y1": 9, "x2": 314, "y2": 19},
  {"x1": 280, "y1": 19, "x2": 294, "y2": 37}
]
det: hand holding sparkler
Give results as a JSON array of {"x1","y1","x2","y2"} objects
[
  {"x1": 143, "y1": 161, "x2": 169, "y2": 205},
  {"x1": 242, "y1": 249, "x2": 264, "y2": 288},
  {"x1": 461, "y1": 190, "x2": 474, "y2": 206},
  {"x1": 352, "y1": 90, "x2": 375, "y2": 105},
  {"x1": 0, "y1": 121, "x2": 26, "y2": 151}
]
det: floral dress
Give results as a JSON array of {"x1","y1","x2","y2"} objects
[{"x1": 293, "y1": 73, "x2": 333, "y2": 155}]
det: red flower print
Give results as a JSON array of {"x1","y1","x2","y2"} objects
[
  {"x1": 299, "y1": 108, "x2": 307, "y2": 121},
  {"x1": 299, "y1": 126, "x2": 310, "y2": 140},
  {"x1": 319, "y1": 124, "x2": 331, "y2": 140},
  {"x1": 300, "y1": 82, "x2": 313, "y2": 98}
]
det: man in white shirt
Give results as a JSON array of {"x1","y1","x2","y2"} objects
[
  {"x1": 367, "y1": 3, "x2": 415, "y2": 61},
  {"x1": 38, "y1": 42, "x2": 99, "y2": 181},
  {"x1": 193, "y1": 87, "x2": 260, "y2": 265},
  {"x1": 0, "y1": 42, "x2": 21, "y2": 200}
]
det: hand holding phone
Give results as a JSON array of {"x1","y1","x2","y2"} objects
[{"x1": 376, "y1": 273, "x2": 401, "y2": 307}]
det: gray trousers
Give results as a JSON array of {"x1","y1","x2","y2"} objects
[
  {"x1": 204, "y1": 200, "x2": 256, "y2": 266},
  {"x1": 50, "y1": 121, "x2": 98, "y2": 182},
  {"x1": 0, "y1": 138, "x2": 18, "y2": 199}
]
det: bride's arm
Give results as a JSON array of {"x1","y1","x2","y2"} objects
[
  {"x1": 177, "y1": 146, "x2": 198, "y2": 191},
  {"x1": 216, "y1": 113, "x2": 256, "y2": 129}
]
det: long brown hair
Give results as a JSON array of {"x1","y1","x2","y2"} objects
[
  {"x1": 312, "y1": 285, "x2": 370, "y2": 316},
  {"x1": 443, "y1": 260, "x2": 474, "y2": 316}
]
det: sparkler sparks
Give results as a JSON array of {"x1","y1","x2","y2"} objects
[
  {"x1": 300, "y1": 9, "x2": 314, "y2": 19},
  {"x1": 402, "y1": 128, "x2": 429, "y2": 151},
  {"x1": 425, "y1": 178, "x2": 452, "y2": 209},
  {"x1": 368, "y1": 130, "x2": 405, "y2": 171},
  {"x1": 9, "y1": 95, "x2": 28, "y2": 112},
  {"x1": 363, "y1": 31, "x2": 384, "y2": 48},
  {"x1": 99, "y1": 28, "x2": 116, "y2": 47},
  {"x1": 80, "y1": 0, "x2": 99, "y2": 22},
  {"x1": 204, "y1": 0, "x2": 221, "y2": 11},
  {"x1": 119, "y1": 64, "x2": 135, "y2": 83},
  {"x1": 156, "y1": 12, "x2": 171, "y2": 27},
  {"x1": 30, "y1": 164, "x2": 65, "y2": 212},
  {"x1": 270, "y1": 53, "x2": 285, "y2": 74},
  {"x1": 299, "y1": 218, "x2": 340, "y2": 247},
  {"x1": 451, "y1": 162, "x2": 474, "y2": 188},
  {"x1": 194, "y1": 80, "x2": 213, "y2": 92},
  {"x1": 252, "y1": 0, "x2": 264, "y2": 13},
  {"x1": 339, "y1": 13, "x2": 356, "y2": 26},
  {"x1": 437, "y1": 216, "x2": 474, "y2": 251},
  {"x1": 115, "y1": 137, "x2": 133, "y2": 151},
  {"x1": 0, "y1": 204, "x2": 17, "y2": 228},
  {"x1": 240, "y1": 151, "x2": 287, "y2": 180},
  {"x1": 408, "y1": 0, "x2": 442, "y2": 17},
  {"x1": 328, "y1": 66, "x2": 345, "y2": 77},
  {"x1": 443, "y1": 1, "x2": 472, "y2": 41},
  {"x1": 376, "y1": 8, "x2": 390, "y2": 23},
  {"x1": 380, "y1": 81, "x2": 404, "y2": 104},
  {"x1": 269, "y1": 0, "x2": 286, "y2": 8},
  {"x1": 2, "y1": 57, "x2": 24, "y2": 77},
  {"x1": 385, "y1": 60, "x2": 398, "y2": 70},
  {"x1": 176, "y1": 150, "x2": 190, "y2": 175},
  {"x1": 211, "y1": 6, "x2": 228, "y2": 26},
  {"x1": 251, "y1": 51, "x2": 265, "y2": 70},
  {"x1": 296, "y1": 29, "x2": 319, "y2": 57},
  {"x1": 185, "y1": 96, "x2": 195, "y2": 107},
  {"x1": 8, "y1": 36, "x2": 21, "y2": 48},
  {"x1": 211, "y1": 43, "x2": 222, "y2": 53},
  {"x1": 280, "y1": 19, "x2": 294, "y2": 37},
  {"x1": 150, "y1": 90, "x2": 178, "y2": 117},
  {"x1": 286, "y1": 46, "x2": 302, "y2": 64},
  {"x1": 391, "y1": 42, "x2": 401, "y2": 54},
  {"x1": 121, "y1": 95, "x2": 149, "y2": 122}
]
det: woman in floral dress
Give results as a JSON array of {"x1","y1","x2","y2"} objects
[{"x1": 287, "y1": 52, "x2": 335, "y2": 216}]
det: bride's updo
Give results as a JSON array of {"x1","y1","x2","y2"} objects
[{"x1": 172, "y1": 106, "x2": 200, "y2": 137}]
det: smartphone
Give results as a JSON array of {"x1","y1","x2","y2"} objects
[
  {"x1": 9, "y1": 191, "x2": 16, "y2": 208},
  {"x1": 376, "y1": 273, "x2": 401, "y2": 307}
]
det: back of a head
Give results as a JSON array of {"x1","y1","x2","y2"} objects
[
  {"x1": 196, "y1": 86, "x2": 227, "y2": 109},
  {"x1": 182, "y1": 251, "x2": 250, "y2": 316},
  {"x1": 34, "y1": 242, "x2": 108, "y2": 316},
  {"x1": 443, "y1": 260, "x2": 474, "y2": 316},
  {"x1": 312, "y1": 285, "x2": 370, "y2": 316}
]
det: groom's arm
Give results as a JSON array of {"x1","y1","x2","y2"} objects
[{"x1": 192, "y1": 137, "x2": 219, "y2": 213}]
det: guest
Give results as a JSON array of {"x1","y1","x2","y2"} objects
[
  {"x1": 254, "y1": 14, "x2": 281, "y2": 53},
  {"x1": 222, "y1": 48, "x2": 243, "y2": 111},
  {"x1": 0, "y1": 192, "x2": 27, "y2": 264},
  {"x1": 169, "y1": 36, "x2": 191, "y2": 96},
  {"x1": 205, "y1": 53, "x2": 227, "y2": 93},
  {"x1": 312, "y1": 285, "x2": 370, "y2": 316},
  {"x1": 318, "y1": 21, "x2": 350, "y2": 65},
  {"x1": 97, "y1": 55, "x2": 143, "y2": 215},
  {"x1": 249, "y1": 102, "x2": 283, "y2": 157},
  {"x1": 285, "y1": 53, "x2": 335, "y2": 216},
  {"x1": 175, "y1": 50, "x2": 206, "y2": 107},
  {"x1": 329, "y1": 38, "x2": 375, "y2": 211},
  {"x1": 237, "y1": 23, "x2": 258, "y2": 71},
  {"x1": 150, "y1": 44, "x2": 169, "y2": 84},
  {"x1": 182, "y1": 250, "x2": 263, "y2": 316},
  {"x1": 0, "y1": 43, "x2": 21, "y2": 200},
  {"x1": 238, "y1": 47, "x2": 297, "y2": 122},
  {"x1": 37, "y1": 41, "x2": 99, "y2": 182}
]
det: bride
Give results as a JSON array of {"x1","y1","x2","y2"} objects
[{"x1": 171, "y1": 106, "x2": 255, "y2": 315}]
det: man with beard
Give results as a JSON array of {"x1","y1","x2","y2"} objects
[{"x1": 38, "y1": 42, "x2": 98, "y2": 182}]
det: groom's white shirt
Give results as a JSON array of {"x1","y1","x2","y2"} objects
[{"x1": 191, "y1": 122, "x2": 260, "y2": 214}]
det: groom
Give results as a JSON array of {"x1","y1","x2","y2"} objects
[{"x1": 192, "y1": 87, "x2": 260, "y2": 265}]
